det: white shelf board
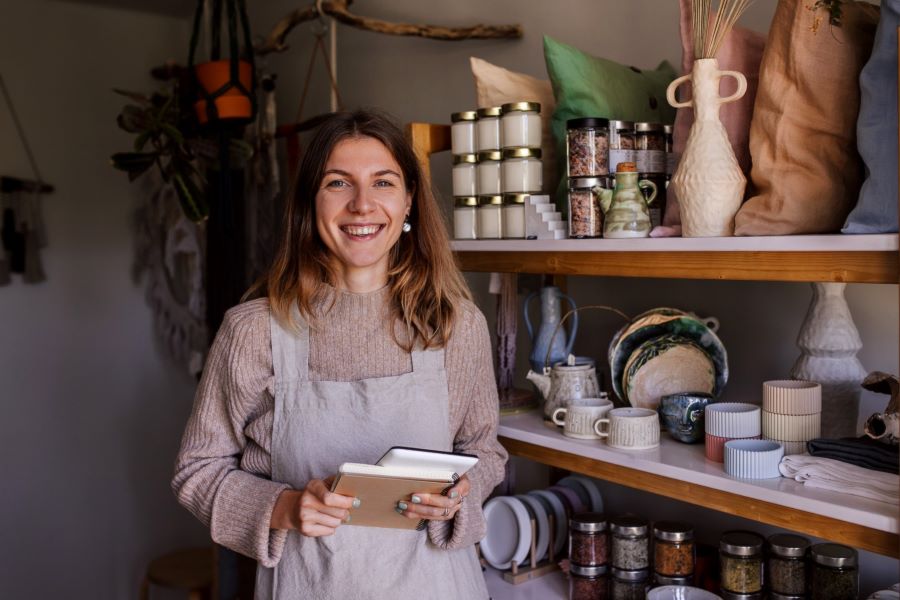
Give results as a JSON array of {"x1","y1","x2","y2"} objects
[
  {"x1": 483, "y1": 566, "x2": 567, "y2": 600},
  {"x1": 452, "y1": 234, "x2": 899, "y2": 253},
  {"x1": 499, "y1": 411, "x2": 899, "y2": 535}
]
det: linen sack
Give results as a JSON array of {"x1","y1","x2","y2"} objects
[
  {"x1": 734, "y1": 0, "x2": 879, "y2": 236},
  {"x1": 655, "y1": 0, "x2": 766, "y2": 237}
]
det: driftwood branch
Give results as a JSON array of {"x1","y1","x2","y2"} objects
[{"x1": 256, "y1": 0, "x2": 522, "y2": 55}]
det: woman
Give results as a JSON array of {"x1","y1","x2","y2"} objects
[{"x1": 172, "y1": 109, "x2": 507, "y2": 599}]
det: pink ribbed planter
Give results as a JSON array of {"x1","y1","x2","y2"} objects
[{"x1": 705, "y1": 432, "x2": 760, "y2": 463}]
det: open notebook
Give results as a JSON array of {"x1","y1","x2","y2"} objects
[{"x1": 330, "y1": 447, "x2": 478, "y2": 530}]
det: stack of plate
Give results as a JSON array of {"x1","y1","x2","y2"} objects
[
  {"x1": 761, "y1": 380, "x2": 822, "y2": 456},
  {"x1": 608, "y1": 308, "x2": 728, "y2": 411},
  {"x1": 479, "y1": 475, "x2": 604, "y2": 570}
]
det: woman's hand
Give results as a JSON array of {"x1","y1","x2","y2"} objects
[
  {"x1": 396, "y1": 474, "x2": 471, "y2": 522},
  {"x1": 270, "y1": 478, "x2": 358, "y2": 537}
]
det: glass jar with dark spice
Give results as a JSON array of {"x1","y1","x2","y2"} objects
[
  {"x1": 567, "y1": 117, "x2": 609, "y2": 177},
  {"x1": 568, "y1": 177, "x2": 607, "y2": 239},
  {"x1": 634, "y1": 122, "x2": 666, "y2": 174},
  {"x1": 719, "y1": 591, "x2": 763, "y2": 600},
  {"x1": 609, "y1": 120, "x2": 636, "y2": 174},
  {"x1": 609, "y1": 567, "x2": 649, "y2": 600},
  {"x1": 653, "y1": 521, "x2": 695, "y2": 577},
  {"x1": 569, "y1": 512, "x2": 609, "y2": 567},
  {"x1": 653, "y1": 573, "x2": 692, "y2": 587},
  {"x1": 809, "y1": 543, "x2": 858, "y2": 600},
  {"x1": 610, "y1": 516, "x2": 650, "y2": 570},
  {"x1": 719, "y1": 531, "x2": 764, "y2": 594},
  {"x1": 767, "y1": 533, "x2": 809, "y2": 596},
  {"x1": 570, "y1": 563, "x2": 608, "y2": 600}
]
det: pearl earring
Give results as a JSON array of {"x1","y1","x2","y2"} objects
[{"x1": 402, "y1": 221, "x2": 412, "y2": 233}]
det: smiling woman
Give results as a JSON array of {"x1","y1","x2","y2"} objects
[{"x1": 171, "y1": 110, "x2": 507, "y2": 600}]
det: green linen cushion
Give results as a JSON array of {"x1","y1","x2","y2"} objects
[{"x1": 543, "y1": 35, "x2": 678, "y2": 207}]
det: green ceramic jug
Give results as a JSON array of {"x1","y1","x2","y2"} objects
[{"x1": 600, "y1": 162, "x2": 658, "y2": 238}]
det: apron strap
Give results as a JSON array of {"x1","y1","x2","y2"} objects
[
  {"x1": 270, "y1": 302, "x2": 310, "y2": 383},
  {"x1": 410, "y1": 346, "x2": 444, "y2": 373}
]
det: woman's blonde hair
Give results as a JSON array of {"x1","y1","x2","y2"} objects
[{"x1": 246, "y1": 109, "x2": 472, "y2": 351}]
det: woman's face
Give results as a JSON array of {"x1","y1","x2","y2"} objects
[{"x1": 315, "y1": 136, "x2": 412, "y2": 292}]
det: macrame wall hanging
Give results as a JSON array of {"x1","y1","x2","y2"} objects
[{"x1": 0, "y1": 74, "x2": 53, "y2": 286}]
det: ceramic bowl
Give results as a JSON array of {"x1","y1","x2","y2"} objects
[
  {"x1": 658, "y1": 392, "x2": 715, "y2": 443},
  {"x1": 608, "y1": 309, "x2": 728, "y2": 404},
  {"x1": 622, "y1": 335, "x2": 715, "y2": 410}
]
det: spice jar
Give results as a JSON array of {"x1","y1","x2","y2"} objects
[
  {"x1": 501, "y1": 193, "x2": 527, "y2": 239},
  {"x1": 476, "y1": 195, "x2": 503, "y2": 239},
  {"x1": 452, "y1": 196, "x2": 477, "y2": 240},
  {"x1": 653, "y1": 574, "x2": 692, "y2": 587},
  {"x1": 451, "y1": 154, "x2": 477, "y2": 197},
  {"x1": 609, "y1": 120, "x2": 636, "y2": 174},
  {"x1": 653, "y1": 521, "x2": 695, "y2": 577},
  {"x1": 568, "y1": 177, "x2": 606, "y2": 239},
  {"x1": 634, "y1": 122, "x2": 666, "y2": 174},
  {"x1": 809, "y1": 543, "x2": 858, "y2": 600},
  {"x1": 476, "y1": 150, "x2": 501, "y2": 196},
  {"x1": 500, "y1": 102, "x2": 541, "y2": 149},
  {"x1": 719, "y1": 591, "x2": 763, "y2": 600},
  {"x1": 501, "y1": 147, "x2": 542, "y2": 193},
  {"x1": 766, "y1": 533, "x2": 809, "y2": 596},
  {"x1": 664, "y1": 124, "x2": 676, "y2": 176},
  {"x1": 476, "y1": 106, "x2": 502, "y2": 151},
  {"x1": 719, "y1": 531, "x2": 764, "y2": 594},
  {"x1": 567, "y1": 117, "x2": 609, "y2": 177},
  {"x1": 450, "y1": 111, "x2": 477, "y2": 155},
  {"x1": 610, "y1": 516, "x2": 650, "y2": 570},
  {"x1": 569, "y1": 512, "x2": 609, "y2": 567},
  {"x1": 609, "y1": 568, "x2": 649, "y2": 600},
  {"x1": 570, "y1": 563, "x2": 608, "y2": 600}
]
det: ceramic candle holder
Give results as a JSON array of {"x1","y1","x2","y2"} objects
[{"x1": 594, "y1": 407, "x2": 660, "y2": 450}]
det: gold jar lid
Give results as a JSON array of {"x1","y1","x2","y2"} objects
[
  {"x1": 501, "y1": 101, "x2": 541, "y2": 114},
  {"x1": 450, "y1": 110, "x2": 478, "y2": 122},
  {"x1": 477, "y1": 106, "x2": 502, "y2": 118},
  {"x1": 663, "y1": 124, "x2": 674, "y2": 134},
  {"x1": 454, "y1": 196, "x2": 478, "y2": 207},
  {"x1": 501, "y1": 147, "x2": 542, "y2": 160},
  {"x1": 478, "y1": 195, "x2": 504, "y2": 206},
  {"x1": 477, "y1": 150, "x2": 502, "y2": 162},
  {"x1": 502, "y1": 193, "x2": 529, "y2": 204},
  {"x1": 635, "y1": 122, "x2": 664, "y2": 132},
  {"x1": 452, "y1": 153, "x2": 477, "y2": 165}
]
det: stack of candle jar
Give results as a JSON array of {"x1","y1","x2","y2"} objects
[
  {"x1": 450, "y1": 103, "x2": 544, "y2": 240},
  {"x1": 761, "y1": 380, "x2": 822, "y2": 456}
]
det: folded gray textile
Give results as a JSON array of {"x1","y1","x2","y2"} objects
[{"x1": 806, "y1": 436, "x2": 899, "y2": 474}]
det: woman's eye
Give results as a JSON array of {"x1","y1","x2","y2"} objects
[
  {"x1": 325, "y1": 179, "x2": 348, "y2": 189},
  {"x1": 374, "y1": 179, "x2": 394, "y2": 188}
]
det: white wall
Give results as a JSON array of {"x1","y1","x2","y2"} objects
[
  {"x1": 0, "y1": 2, "x2": 207, "y2": 598},
  {"x1": 247, "y1": 0, "x2": 898, "y2": 594}
]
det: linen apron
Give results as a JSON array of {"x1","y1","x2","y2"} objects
[{"x1": 255, "y1": 310, "x2": 488, "y2": 600}]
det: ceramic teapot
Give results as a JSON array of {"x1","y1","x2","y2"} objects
[
  {"x1": 527, "y1": 354, "x2": 601, "y2": 419},
  {"x1": 523, "y1": 285, "x2": 578, "y2": 373},
  {"x1": 599, "y1": 162, "x2": 658, "y2": 239}
]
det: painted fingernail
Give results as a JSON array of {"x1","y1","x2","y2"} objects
[
  {"x1": 344, "y1": 515, "x2": 351, "y2": 523},
  {"x1": 449, "y1": 490, "x2": 459, "y2": 499},
  {"x1": 411, "y1": 495, "x2": 422, "y2": 504},
  {"x1": 352, "y1": 497, "x2": 361, "y2": 508},
  {"x1": 395, "y1": 507, "x2": 405, "y2": 514},
  {"x1": 398, "y1": 501, "x2": 408, "y2": 510}
]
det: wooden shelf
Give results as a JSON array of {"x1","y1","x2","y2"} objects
[
  {"x1": 499, "y1": 412, "x2": 899, "y2": 558},
  {"x1": 453, "y1": 235, "x2": 899, "y2": 283}
]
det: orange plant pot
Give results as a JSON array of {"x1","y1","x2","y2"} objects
[{"x1": 193, "y1": 59, "x2": 253, "y2": 124}]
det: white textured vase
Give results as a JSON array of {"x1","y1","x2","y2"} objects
[
  {"x1": 790, "y1": 283, "x2": 867, "y2": 438},
  {"x1": 667, "y1": 58, "x2": 747, "y2": 237}
]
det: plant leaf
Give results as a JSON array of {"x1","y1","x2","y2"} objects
[
  {"x1": 172, "y1": 172, "x2": 209, "y2": 222},
  {"x1": 112, "y1": 88, "x2": 151, "y2": 104}
]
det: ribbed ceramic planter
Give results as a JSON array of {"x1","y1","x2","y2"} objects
[{"x1": 724, "y1": 440, "x2": 784, "y2": 479}]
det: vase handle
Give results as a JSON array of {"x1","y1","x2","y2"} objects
[
  {"x1": 666, "y1": 74, "x2": 693, "y2": 109},
  {"x1": 638, "y1": 179, "x2": 658, "y2": 206},
  {"x1": 717, "y1": 70, "x2": 748, "y2": 105}
]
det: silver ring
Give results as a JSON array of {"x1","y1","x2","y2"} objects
[{"x1": 443, "y1": 507, "x2": 450, "y2": 517}]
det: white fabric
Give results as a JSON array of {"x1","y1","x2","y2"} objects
[{"x1": 779, "y1": 455, "x2": 899, "y2": 504}]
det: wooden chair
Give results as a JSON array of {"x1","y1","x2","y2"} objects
[
  {"x1": 405, "y1": 122, "x2": 451, "y2": 186},
  {"x1": 139, "y1": 546, "x2": 214, "y2": 600}
]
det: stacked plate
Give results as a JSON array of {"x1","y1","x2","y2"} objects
[
  {"x1": 762, "y1": 380, "x2": 822, "y2": 456},
  {"x1": 479, "y1": 475, "x2": 603, "y2": 569},
  {"x1": 608, "y1": 308, "x2": 728, "y2": 411}
]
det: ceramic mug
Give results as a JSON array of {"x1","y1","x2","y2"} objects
[
  {"x1": 594, "y1": 407, "x2": 660, "y2": 449},
  {"x1": 658, "y1": 392, "x2": 714, "y2": 444},
  {"x1": 552, "y1": 400, "x2": 614, "y2": 439}
]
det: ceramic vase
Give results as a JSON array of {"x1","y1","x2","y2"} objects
[
  {"x1": 790, "y1": 283, "x2": 867, "y2": 438},
  {"x1": 523, "y1": 285, "x2": 578, "y2": 372},
  {"x1": 667, "y1": 58, "x2": 748, "y2": 237}
]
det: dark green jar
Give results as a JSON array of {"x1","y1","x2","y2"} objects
[{"x1": 810, "y1": 543, "x2": 858, "y2": 600}]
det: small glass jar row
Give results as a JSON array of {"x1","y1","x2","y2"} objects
[
  {"x1": 453, "y1": 194, "x2": 526, "y2": 240},
  {"x1": 452, "y1": 148, "x2": 542, "y2": 197},
  {"x1": 450, "y1": 102, "x2": 542, "y2": 155},
  {"x1": 569, "y1": 118, "x2": 674, "y2": 179}
]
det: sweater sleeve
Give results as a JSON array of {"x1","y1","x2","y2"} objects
[
  {"x1": 171, "y1": 301, "x2": 290, "y2": 568},
  {"x1": 428, "y1": 303, "x2": 508, "y2": 549}
]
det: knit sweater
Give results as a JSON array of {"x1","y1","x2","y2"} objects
[{"x1": 172, "y1": 286, "x2": 508, "y2": 568}]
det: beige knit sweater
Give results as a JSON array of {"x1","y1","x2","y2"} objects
[{"x1": 172, "y1": 286, "x2": 508, "y2": 568}]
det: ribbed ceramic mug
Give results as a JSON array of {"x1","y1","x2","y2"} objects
[
  {"x1": 594, "y1": 407, "x2": 660, "y2": 449},
  {"x1": 552, "y1": 400, "x2": 614, "y2": 439}
]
